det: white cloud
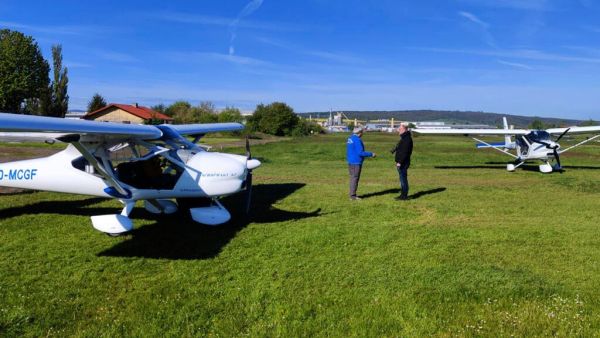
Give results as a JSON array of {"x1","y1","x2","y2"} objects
[
  {"x1": 165, "y1": 51, "x2": 271, "y2": 67},
  {"x1": 458, "y1": 11, "x2": 489, "y2": 28},
  {"x1": 497, "y1": 59, "x2": 533, "y2": 70},
  {"x1": 256, "y1": 37, "x2": 363, "y2": 64},
  {"x1": 229, "y1": 0, "x2": 264, "y2": 55},
  {"x1": 458, "y1": 0, "x2": 552, "y2": 11},
  {"x1": 458, "y1": 11, "x2": 496, "y2": 48},
  {"x1": 412, "y1": 47, "x2": 600, "y2": 64},
  {"x1": 0, "y1": 20, "x2": 109, "y2": 36}
]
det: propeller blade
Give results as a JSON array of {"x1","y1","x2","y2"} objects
[
  {"x1": 245, "y1": 171, "x2": 253, "y2": 214},
  {"x1": 555, "y1": 128, "x2": 571, "y2": 142},
  {"x1": 245, "y1": 135, "x2": 251, "y2": 159},
  {"x1": 553, "y1": 148, "x2": 561, "y2": 169}
]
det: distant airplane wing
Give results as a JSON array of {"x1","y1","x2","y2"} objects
[
  {"x1": 546, "y1": 126, "x2": 600, "y2": 135},
  {"x1": 168, "y1": 123, "x2": 244, "y2": 136},
  {"x1": 0, "y1": 112, "x2": 162, "y2": 141},
  {"x1": 413, "y1": 128, "x2": 529, "y2": 135}
]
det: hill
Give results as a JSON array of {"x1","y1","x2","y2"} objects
[{"x1": 302, "y1": 110, "x2": 592, "y2": 128}]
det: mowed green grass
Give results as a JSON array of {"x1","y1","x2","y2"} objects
[{"x1": 2, "y1": 133, "x2": 600, "y2": 336}]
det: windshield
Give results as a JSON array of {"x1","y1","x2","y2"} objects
[{"x1": 527, "y1": 130, "x2": 550, "y2": 142}]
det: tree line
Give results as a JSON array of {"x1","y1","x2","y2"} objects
[{"x1": 89, "y1": 94, "x2": 323, "y2": 136}]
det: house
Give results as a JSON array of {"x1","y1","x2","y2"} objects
[{"x1": 84, "y1": 103, "x2": 173, "y2": 124}]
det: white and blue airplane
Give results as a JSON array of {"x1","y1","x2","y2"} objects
[
  {"x1": 414, "y1": 117, "x2": 600, "y2": 173},
  {"x1": 0, "y1": 113, "x2": 260, "y2": 235}
]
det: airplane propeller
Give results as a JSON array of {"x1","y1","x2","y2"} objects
[
  {"x1": 555, "y1": 128, "x2": 570, "y2": 142},
  {"x1": 244, "y1": 135, "x2": 253, "y2": 214},
  {"x1": 540, "y1": 128, "x2": 570, "y2": 169}
]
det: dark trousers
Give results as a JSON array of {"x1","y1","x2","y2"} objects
[
  {"x1": 348, "y1": 164, "x2": 362, "y2": 198},
  {"x1": 397, "y1": 166, "x2": 409, "y2": 197}
]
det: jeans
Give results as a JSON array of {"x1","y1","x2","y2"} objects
[
  {"x1": 348, "y1": 164, "x2": 362, "y2": 198},
  {"x1": 397, "y1": 166, "x2": 409, "y2": 197}
]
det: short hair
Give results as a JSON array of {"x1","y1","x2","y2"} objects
[
  {"x1": 399, "y1": 122, "x2": 409, "y2": 128},
  {"x1": 353, "y1": 127, "x2": 364, "y2": 134}
]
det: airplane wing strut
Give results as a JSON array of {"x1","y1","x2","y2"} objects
[
  {"x1": 559, "y1": 134, "x2": 600, "y2": 154},
  {"x1": 58, "y1": 135, "x2": 131, "y2": 198},
  {"x1": 472, "y1": 137, "x2": 518, "y2": 159}
]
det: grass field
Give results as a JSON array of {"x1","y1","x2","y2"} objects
[{"x1": 2, "y1": 133, "x2": 600, "y2": 336}]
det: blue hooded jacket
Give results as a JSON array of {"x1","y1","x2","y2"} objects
[{"x1": 346, "y1": 134, "x2": 373, "y2": 165}]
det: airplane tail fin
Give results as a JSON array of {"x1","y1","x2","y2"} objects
[{"x1": 503, "y1": 117, "x2": 512, "y2": 148}]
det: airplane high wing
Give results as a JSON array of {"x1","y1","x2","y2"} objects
[
  {"x1": 412, "y1": 117, "x2": 600, "y2": 173},
  {"x1": 0, "y1": 113, "x2": 257, "y2": 235},
  {"x1": 546, "y1": 126, "x2": 600, "y2": 135},
  {"x1": 413, "y1": 128, "x2": 530, "y2": 135},
  {"x1": 0, "y1": 112, "x2": 162, "y2": 139}
]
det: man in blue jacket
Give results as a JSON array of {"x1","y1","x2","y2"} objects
[{"x1": 347, "y1": 127, "x2": 376, "y2": 200}]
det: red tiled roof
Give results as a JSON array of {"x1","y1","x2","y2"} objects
[{"x1": 85, "y1": 103, "x2": 173, "y2": 121}]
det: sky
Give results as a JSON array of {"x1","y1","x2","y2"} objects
[{"x1": 2, "y1": 0, "x2": 600, "y2": 119}]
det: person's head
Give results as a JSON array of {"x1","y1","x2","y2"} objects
[
  {"x1": 398, "y1": 122, "x2": 408, "y2": 134},
  {"x1": 353, "y1": 127, "x2": 364, "y2": 137}
]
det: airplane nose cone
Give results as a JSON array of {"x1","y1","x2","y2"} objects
[
  {"x1": 193, "y1": 152, "x2": 246, "y2": 178},
  {"x1": 247, "y1": 159, "x2": 261, "y2": 170}
]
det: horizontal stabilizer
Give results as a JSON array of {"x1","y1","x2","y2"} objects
[{"x1": 476, "y1": 142, "x2": 507, "y2": 148}]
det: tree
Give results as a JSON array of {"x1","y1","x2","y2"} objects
[
  {"x1": 45, "y1": 44, "x2": 69, "y2": 117},
  {"x1": 87, "y1": 93, "x2": 107, "y2": 112},
  {"x1": 166, "y1": 101, "x2": 192, "y2": 123},
  {"x1": 529, "y1": 119, "x2": 545, "y2": 130},
  {"x1": 218, "y1": 106, "x2": 243, "y2": 123},
  {"x1": 292, "y1": 119, "x2": 323, "y2": 136},
  {"x1": 580, "y1": 119, "x2": 598, "y2": 126},
  {"x1": 151, "y1": 103, "x2": 166, "y2": 114},
  {"x1": 0, "y1": 29, "x2": 50, "y2": 113},
  {"x1": 247, "y1": 102, "x2": 299, "y2": 136},
  {"x1": 194, "y1": 101, "x2": 218, "y2": 123}
]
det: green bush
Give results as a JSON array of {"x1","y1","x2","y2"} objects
[{"x1": 247, "y1": 102, "x2": 304, "y2": 136}]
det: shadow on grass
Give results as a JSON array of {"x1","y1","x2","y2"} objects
[
  {"x1": 98, "y1": 183, "x2": 321, "y2": 260},
  {"x1": 360, "y1": 187, "x2": 446, "y2": 199},
  {"x1": 410, "y1": 187, "x2": 446, "y2": 199},
  {"x1": 0, "y1": 197, "x2": 111, "y2": 219},
  {"x1": 435, "y1": 163, "x2": 541, "y2": 172},
  {"x1": 360, "y1": 188, "x2": 399, "y2": 198}
]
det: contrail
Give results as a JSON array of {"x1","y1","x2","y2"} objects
[{"x1": 229, "y1": 0, "x2": 264, "y2": 55}]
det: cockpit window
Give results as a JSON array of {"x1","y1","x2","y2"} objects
[
  {"x1": 527, "y1": 131, "x2": 550, "y2": 142},
  {"x1": 115, "y1": 155, "x2": 183, "y2": 190}
]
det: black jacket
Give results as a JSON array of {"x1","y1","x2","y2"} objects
[{"x1": 391, "y1": 131, "x2": 413, "y2": 167}]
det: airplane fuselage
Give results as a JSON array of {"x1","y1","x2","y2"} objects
[{"x1": 0, "y1": 144, "x2": 250, "y2": 200}]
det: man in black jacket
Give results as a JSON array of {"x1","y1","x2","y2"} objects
[{"x1": 391, "y1": 123, "x2": 413, "y2": 200}]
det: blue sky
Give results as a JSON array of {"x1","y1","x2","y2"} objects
[{"x1": 2, "y1": 0, "x2": 600, "y2": 119}]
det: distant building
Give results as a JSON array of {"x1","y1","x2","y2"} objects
[
  {"x1": 84, "y1": 103, "x2": 173, "y2": 124},
  {"x1": 65, "y1": 111, "x2": 87, "y2": 120}
]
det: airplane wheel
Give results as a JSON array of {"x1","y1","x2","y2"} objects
[{"x1": 106, "y1": 232, "x2": 127, "y2": 237}]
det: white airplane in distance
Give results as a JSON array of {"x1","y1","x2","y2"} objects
[
  {"x1": 413, "y1": 117, "x2": 600, "y2": 173},
  {"x1": 0, "y1": 113, "x2": 261, "y2": 235}
]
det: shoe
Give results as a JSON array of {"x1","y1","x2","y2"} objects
[
  {"x1": 394, "y1": 195, "x2": 408, "y2": 200},
  {"x1": 350, "y1": 196, "x2": 362, "y2": 200}
]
